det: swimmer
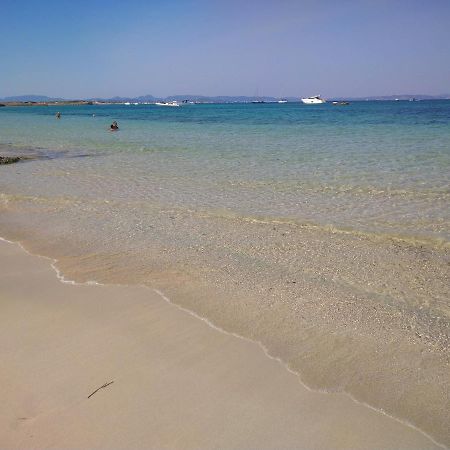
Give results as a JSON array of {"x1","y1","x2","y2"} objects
[
  {"x1": 56, "y1": 112, "x2": 61, "y2": 119},
  {"x1": 110, "y1": 121, "x2": 119, "y2": 131}
]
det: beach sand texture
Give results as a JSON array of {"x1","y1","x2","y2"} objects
[{"x1": 0, "y1": 239, "x2": 442, "y2": 450}]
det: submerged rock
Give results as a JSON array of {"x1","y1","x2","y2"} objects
[{"x1": 0, "y1": 156, "x2": 23, "y2": 164}]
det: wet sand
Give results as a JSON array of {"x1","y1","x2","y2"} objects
[{"x1": 0, "y1": 239, "x2": 443, "y2": 450}]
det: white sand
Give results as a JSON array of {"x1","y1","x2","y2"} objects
[{"x1": 0, "y1": 239, "x2": 442, "y2": 449}]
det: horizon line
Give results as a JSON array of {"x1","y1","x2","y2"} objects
[{"x1": 2, "y1": 92, "x2": 450, "y2": 101}]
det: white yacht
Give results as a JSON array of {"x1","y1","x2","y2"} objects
[
  {"x1": 155, "y1": 101, "x2": 180, "y2": 107},
  {"x1": 301, "y1": 95, "x2": 326, "y2": 104},
  {"x1": 277, "y1": 99, "x2": 288, "y2": 103}
]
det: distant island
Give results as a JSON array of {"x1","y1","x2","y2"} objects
[{"x1": 1, "y1": 93, "x2": 449, "y2": 106}]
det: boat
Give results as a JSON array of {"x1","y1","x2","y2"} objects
[
  {"x1": 332, "y1": 101, "x2": 350, "y2": 105},
  {"x1": 155, "y1": 101, "x2": 180, "y2": 107},
  {"x1": 252, "y1": 88, "x2": 265, "y2": 103},
  {"x1": 278, "y1": 99, "x2": 288, "y2": 103},
  {"x1": 301, "y1": 95, "x2": 326, "y2": 104}
]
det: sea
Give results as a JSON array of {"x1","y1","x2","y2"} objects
[{"x1": 1, "y1": 100, "x2": 449, "y2": 446}]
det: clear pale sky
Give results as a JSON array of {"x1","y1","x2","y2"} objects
[{"x1": 1, "y1": 0, "x2": 450, "y2": 98}]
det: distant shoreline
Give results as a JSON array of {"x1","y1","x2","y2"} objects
[
  {"x1": 0, "y1": 101, "x2": 96, "y2": 107},
  {"x1": 1, "y1": 98, "x2": 450, "y2": 108},
  {"x1": 1, "y1": 92, "x2": 450, "y2": 107}
]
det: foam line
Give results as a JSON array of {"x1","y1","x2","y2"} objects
[{"x1": 0, "y1": 235, "x2": 447, "y2": 449}]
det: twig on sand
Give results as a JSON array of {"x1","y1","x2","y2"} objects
[{"x1": 87, "y1": 381, "x2": 114, "y2": 399}]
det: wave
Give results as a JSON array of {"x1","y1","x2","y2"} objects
[
  {"x1": 0, "y1": 235, "x2": 447, "y2": 449},
  {"x1": 1, "y1": 191, "x2": 449, "y2": 250},
  {"x1": 181, "y1": 206, "x2": 450, "y2": 250}
]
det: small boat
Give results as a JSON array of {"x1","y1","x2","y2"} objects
[
  {"x1": 301, "y1": 95, "x2": 326, "y2": 104},
  {"x1": 252, "y1": 88, "x2": 265, "y2": 103},
  {"x1": 332, "y1": 101, "x2": 350, "y2": 105},
  {"x1": 155, "y1": 101, "x2": 180, "y2": 107},
  {"x1": 278, "y1": 99, "x2": 288, "y2": 103}
]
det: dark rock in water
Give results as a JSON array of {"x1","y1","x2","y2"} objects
[
  {"x1": 0, "y1": 156, "x2": 22, "y2": 164},
  {"x1": 0, "y1": 104, "x2": 6, "y2": 107}
]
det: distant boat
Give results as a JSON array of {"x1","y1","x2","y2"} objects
[
  {"x1": 301, "y1": 95, "x2": 326, "y2": 104},
  {"x1": 278, "y1": 99, "x2": 288, "y2": 103},
  {"x1": 155, "y1": 101, "x2": 180, "y2": 107},
  {"x1": 252, "y1": 88, "x2": 265, "y2": 103},
  {"x1": 332, "y1": 101, "x2": 350, "y2": 105}
]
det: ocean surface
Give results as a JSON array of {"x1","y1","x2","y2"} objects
[
  {"x1": 1, "y1": 101, "x2": 450, "y2": 244},
  {"x1": 1, "y1": 101, "x2": 449, "y2": 446}
]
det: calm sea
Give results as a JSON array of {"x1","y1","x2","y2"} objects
[
  {"x1": 1, "y1": 100, "x2": 449, "y2": 245},
  {"x1": 1, "y1": 101, "x2": 449, "y2": 445}
]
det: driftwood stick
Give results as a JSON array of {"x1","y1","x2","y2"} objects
[{"x1": 87, "y1": 381, "x2": 114, "y2": 399}]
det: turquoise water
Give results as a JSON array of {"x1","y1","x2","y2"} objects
[
  {"x1": 1, "y1": 101, "x2": 450, "y2": 445},
  {"x1": 1, "y1": 101, "x2": 449, "y2": 244}
]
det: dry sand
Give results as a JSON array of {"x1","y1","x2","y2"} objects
[{"x1": 0, "y1": 239, "x2": 442, "y2": 449}]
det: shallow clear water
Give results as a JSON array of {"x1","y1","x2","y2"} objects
[
  {"x1": 1, "y1": 101, "x2": 449, "y2": 244},
  {"x1": 1, "y1": 101, "x2": 449, "y2": 446}
]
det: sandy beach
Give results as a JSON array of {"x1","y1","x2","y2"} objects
[
  {"x1": 2, "y1": 0, "x2": 449, "y2": 447},
  {"x1": 0, "y1": 238, "x2": 443, "y2": 450}
]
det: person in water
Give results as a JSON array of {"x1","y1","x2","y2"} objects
[
  {"x1": 56, "y1": 112, "x2": 61, "y2": 119},
  {"x1": 110, "y1": 121, "x2": 119, "y2": 130}
]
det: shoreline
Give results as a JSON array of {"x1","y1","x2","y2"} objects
[
  {"x1": 1, "y1": 171, "x2": 449, "y2": 445},
  {"x1": 0, "y1": 99, "x2": 448, "y2": 447},
  {"x1": 0, "y1": 236, "x2": 446, "y2": 449}
]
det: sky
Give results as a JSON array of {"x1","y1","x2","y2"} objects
[{"x1": 1, "y1": 0, "x2": 450, "y2": 99}]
